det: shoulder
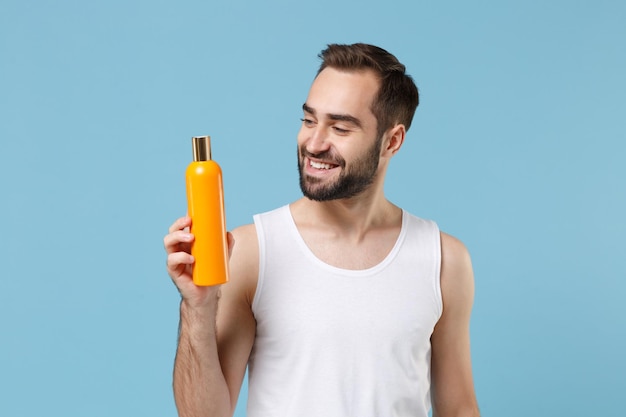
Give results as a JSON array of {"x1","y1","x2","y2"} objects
[
  {"x1": 231, "y1": 223, "x2": 258, "y2": 243},
  {"x1": 439, "y1": 232, "x2": 475, "y2": 315},
  {"x1": 440, "y1": 232, "x2": 472, "y2": 272}
]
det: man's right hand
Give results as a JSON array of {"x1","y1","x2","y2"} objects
[{"x1": 163, "y1": 215, "x2": 234, "y2": 308}]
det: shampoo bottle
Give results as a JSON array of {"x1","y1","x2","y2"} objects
[{"x1": 185, "y1": 136, "x2": 229, "y2": 286}]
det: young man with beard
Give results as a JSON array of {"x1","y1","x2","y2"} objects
[{"x1": 164, "y1": 43, "x2": 480, "y2": 417}]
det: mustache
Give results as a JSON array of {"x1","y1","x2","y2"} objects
[{"x1": 299, "y1": 146, "x2": 345, "y2": 166}]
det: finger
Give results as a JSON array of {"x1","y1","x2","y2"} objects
[
  {"x1": 227, "y1": 231, "x2": 235, "y2": 258},
  {"x1": 168, "y1": 215, "x2": 191, "y2": 234},
  {"x1": 166, "y1": 251, "x2": 195, "y2": 273},
  {"x1": 163, "y1": 230, "x2": 194, "y2": 253}
]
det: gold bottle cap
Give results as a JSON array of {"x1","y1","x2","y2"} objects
[{"x1": 192, "y1": 136, "x2": 212, "y2": 161}]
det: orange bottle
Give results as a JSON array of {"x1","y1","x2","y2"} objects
[{"x1": 185, "y1": 136, "x2": 229, "y2": 286}]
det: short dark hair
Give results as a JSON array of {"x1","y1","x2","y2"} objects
[{"x1": 317, "y1": 43, "x2": 419, "y2": 138}]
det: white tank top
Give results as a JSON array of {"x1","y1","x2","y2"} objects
[{"x1": 248, "y1": 205, "x2": 442, "y2": 417}]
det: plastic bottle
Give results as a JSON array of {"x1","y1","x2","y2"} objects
[{"x1": 185, "y1": 136, "x2": 229, "y2": 286}]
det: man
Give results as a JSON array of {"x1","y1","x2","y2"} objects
[{"x1": 164, "y1": 43, "x2": 480, "y2": 417}]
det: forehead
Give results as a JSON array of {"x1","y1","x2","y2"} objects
[{"x1": 305, "y1": 67, "x2": 380, "y2": 121}]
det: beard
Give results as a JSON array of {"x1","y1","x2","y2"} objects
[{"x1": 298, "y1": 137, "x2": 383, "y2": 201}]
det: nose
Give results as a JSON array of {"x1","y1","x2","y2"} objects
[{"x1": 302, "y1": 125, "x2": 330, "y2": 156}]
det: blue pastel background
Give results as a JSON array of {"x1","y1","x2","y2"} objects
[{"x1": 1, "y1": 1, "x2": 624, "y2": 416}]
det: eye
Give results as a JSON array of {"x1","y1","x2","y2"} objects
[
  {"x1": 332, "y1": 126, "x2": 350, "y2": 134},
  {"x1": 300, "y1": 118, "x2": 316, "y2": 127}
]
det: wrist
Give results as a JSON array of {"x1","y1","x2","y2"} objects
[
  {"x1": 180, "y1": 284, "x2": 221, "y2": 310},
  {"x1": 179, "y1": 290, "x2": 220, "y2": 335}
]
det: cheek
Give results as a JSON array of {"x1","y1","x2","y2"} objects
[
  {"x1": 296, "y1": 131, "x2": 305, "y2": 155},
  {"x1": 296, "y1": 126, "x2": 307, "y2": 143}
]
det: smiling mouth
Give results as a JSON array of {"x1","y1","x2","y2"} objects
[{"x1": 309, "y1": 160, "x2": 337, "y2": 170}]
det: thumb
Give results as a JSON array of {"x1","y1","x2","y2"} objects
[{"x1": 227, "y1": 232, "x2": 235, "y2": 258}]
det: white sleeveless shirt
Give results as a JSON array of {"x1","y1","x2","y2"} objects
[{"x1": 248, "y1": 205, "x2": 442, "y2": 417}]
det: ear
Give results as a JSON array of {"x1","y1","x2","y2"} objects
[{"x1": 383, "y1": 124, "x2": 406, "y2": 156}]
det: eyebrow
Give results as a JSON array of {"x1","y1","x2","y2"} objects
[{"x1": 302, "y1": 103, "x2": 363, "y2": 129}]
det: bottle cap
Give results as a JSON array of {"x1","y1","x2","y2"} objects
[{"x1": 192, "y1": 136, "x2": 212, "y2": 161}]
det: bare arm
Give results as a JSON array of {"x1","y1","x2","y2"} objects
[
  {"x1": 164, "y1": 217, "x2": 257, "y2": 417},
  {"x1": 430, "y1": 232, "x2": 480, "y2": 417}
]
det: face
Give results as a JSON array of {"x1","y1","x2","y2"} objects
[{"x1": 297, "y1": 68, "x2": 383, "y2": 201}]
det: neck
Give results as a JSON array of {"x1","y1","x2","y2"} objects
[{"x1": 291, "y1": 183, "x2": 401, "y2": 241}]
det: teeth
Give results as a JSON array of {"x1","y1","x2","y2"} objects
[{"x1": 310, "y1": 160, "x2": 333, "y2": 170}]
